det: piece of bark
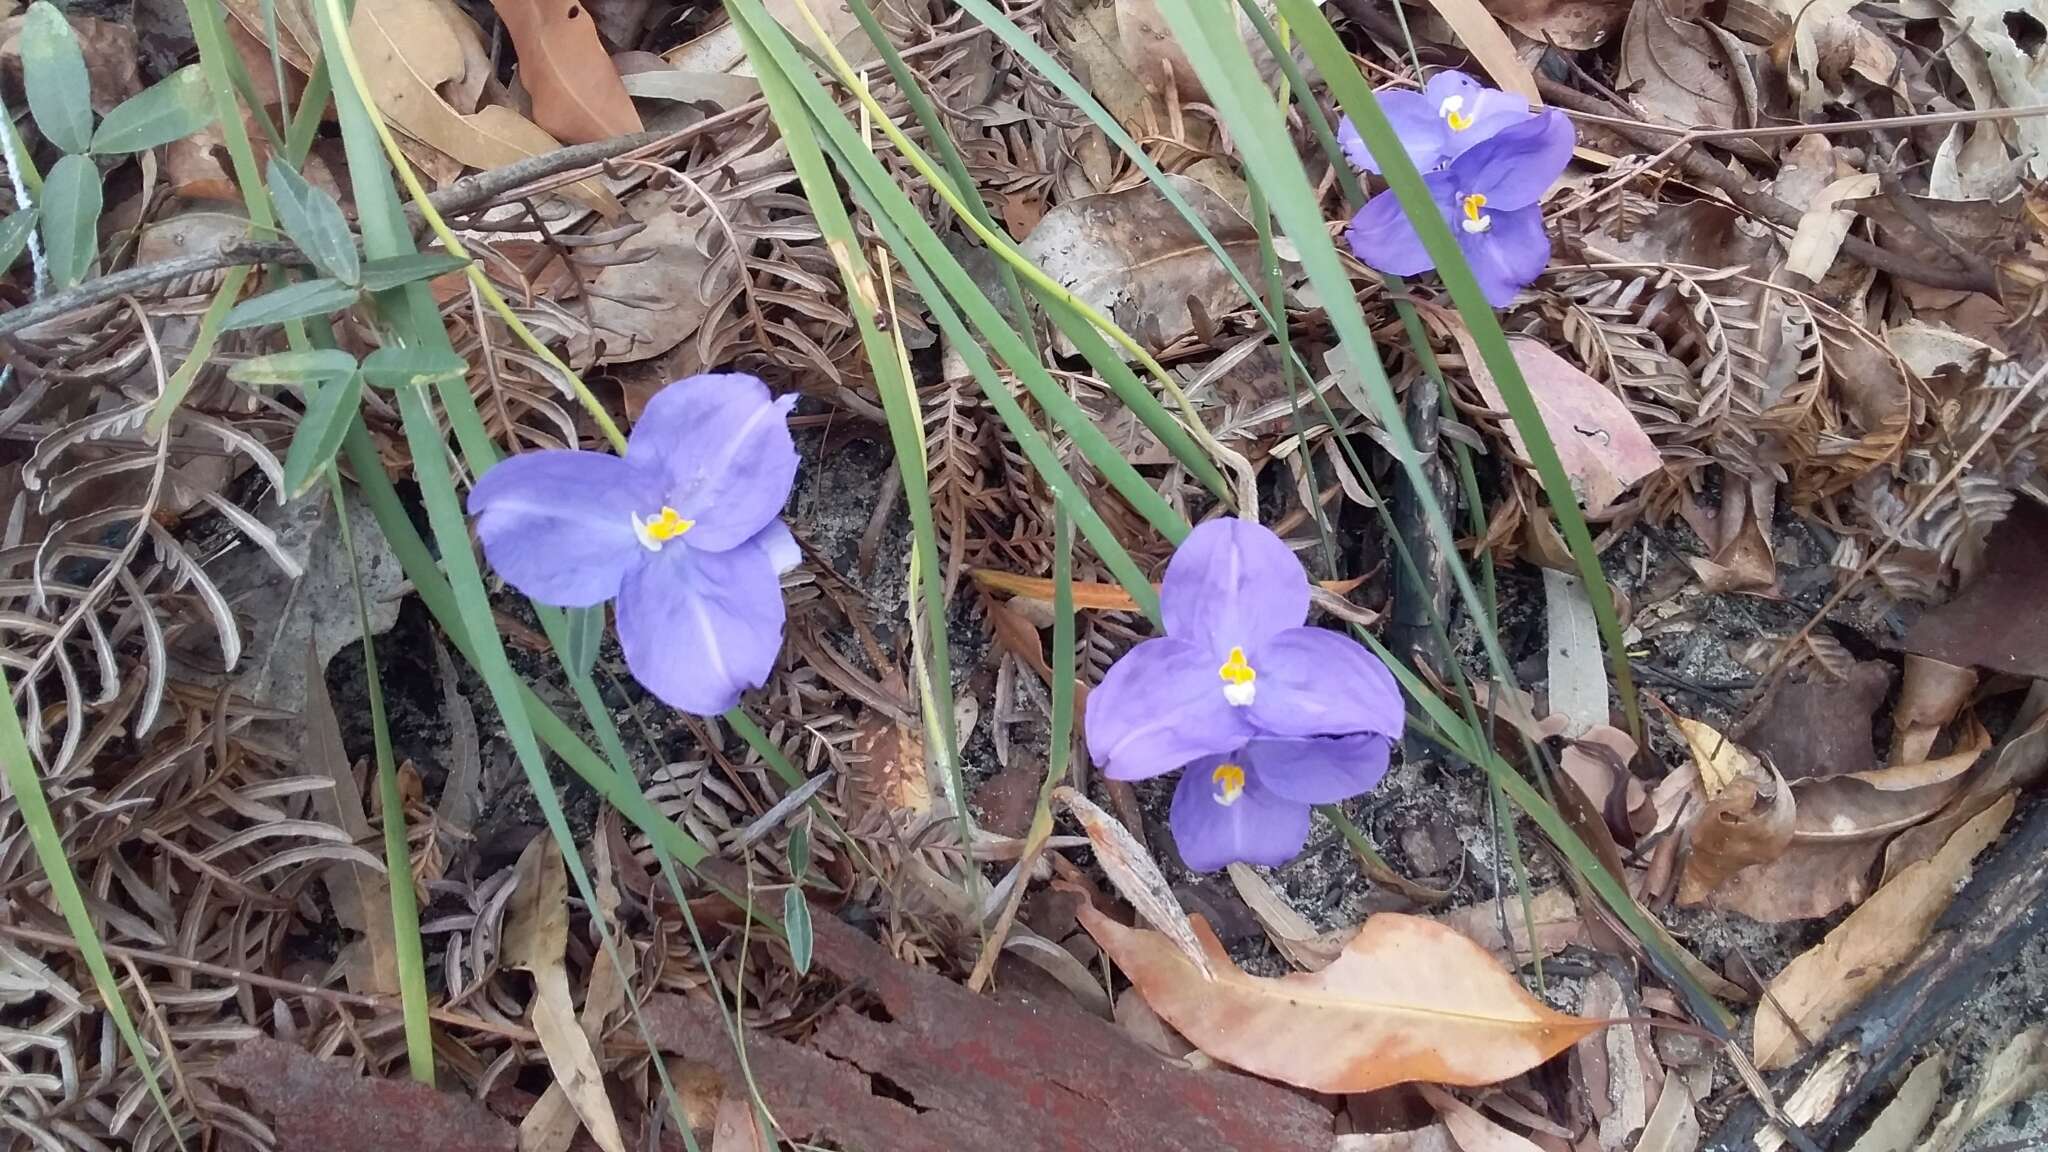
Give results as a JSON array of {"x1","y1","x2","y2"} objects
[
  {"x1": 1703, "y1": 794, "x2": 2048, "y2": 1152},
  {"x1": 217, "y1": 1037, "x2": 516, "y2": 1152},
  {"x1": 641, "y1": 906, "x2": 1332, "y2": 1152}
]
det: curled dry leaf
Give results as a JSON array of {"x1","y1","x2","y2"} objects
[
  {"x1": 1884, "y1": 683, "x2": 2048, "y2": 882},
  {"x1": 1753, "y1": 794, "x2": 2015, "y2": 1069},
  {"x1": 1678, "y1": 744, "x2": 1794, "y2": 905},
  {"x1": 1436, "y1": 887, "x2": 1585, "y2": 966},
  {"x1": 1053, "y1": 785, "x2": 1211, "y2": 977},
  {"x1": 1018, "y1": 173, "x2": 1274, "y2": 355},
  {"x1": 1638, "y1": 1079, "x2": 1702, "y2": 1152},
  {"x1": 488, "y1": 0, "x2": 642, "y2": 143},
  {"x1": 1226, "y1": 861, "x2": 1346, "y2": 971},
  {"x1": 582, "y1": 188, "x2": 739, "y2": 365},
  {"x1": 1417, "y1": 1084, "x2": 1545, "y2": 1152},
  {"x1": 1889, "y1": 657, "x2": 1977, "y2": 768},
  {"x1": 1455, "y1": 331, "x2": 1661, "y2": 519},
  {"x1": 1077, "y1": 904, "x2": 1602, "y2": 1094},
  {"x1": 1616, "y1": 0, "x2": 1769, "y2": 164}
]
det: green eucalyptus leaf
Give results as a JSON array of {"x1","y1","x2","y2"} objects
[
  {"x1": 38, "y1": 154, "x2": 100, "y2": 288},
  {"x1": 359, "y1": 345, "x2": 468, "y2": 391},
  {"x1": 91, "y1": 65, "x2": 215, "y2": 154},
  {"x1": 281, "y1": 369, "x2": 364, "y2": 496},
  {"x1": 19, "y1": 2, "x2": 92, "y2": 154},
  {"x1": 0, "y1": 210, "x2": 39, "y2": 272},
  {"x1": 221, "y1": 277, "x2": 360, "y2": 331},
  {"x1": 228, "y1": 348, "x2": 359, "y2": 388},
  {"x1": 267, "y1": 159, "x2": 359, "y2": 284},
  {"x1": 358, "y1": 252, "x2": 471, "y2": 292},
  {"x1": 782, "y1": 886, "x2": 812, "y2": 975}
]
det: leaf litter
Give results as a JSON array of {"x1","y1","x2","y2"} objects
[{"x1": 6, "y1": 0, "x2": 2048, "y2": 1148}]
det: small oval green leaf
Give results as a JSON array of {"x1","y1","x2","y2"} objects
[
  {"x1": 19, "y1": 2, "x2": 92, "y2": 155},
  {"x1": 359, "y1": 252, "x2": 471, "y2": 292},
  {"x1": 228, "y1": 348, "x2": 359, "y2": 388},
  {"x1": 267, "y1": 159, "x2": 359, "y2": 285},
  {"x1": 360, "y1": 345, "x2": 469, "y2": 391},
  {"x1": 39, "y1": 154, "x2": 100, "y2": 288},
  {"x1": 222, "y1": 278, "x2": 360, "y2": 331},
  {"x1": 782, "y1": 886, "x2": 812, "y2": 975},
  {"x1": 787, "y1": 818, "x2": 811, "y2": 881},
  {"x1": 91, "y1": 65, "x2": 214, "y2": 154},
  {"x1": 282, "y1": 369, "x2": 365, "y2": 497},
  {"x1": 0, "y1": 210, "x2": 39, "y2": 272}
]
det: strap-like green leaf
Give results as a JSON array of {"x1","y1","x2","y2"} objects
[
  {"x1": 38, "y1": 154, "x2": 100, "y2": 288},
  {"x1": 19, "y1": 2, "x2": 92, "y2": 154},
  {"x1": 91, "y1": 65, "x2": 215, "y2": 154}
]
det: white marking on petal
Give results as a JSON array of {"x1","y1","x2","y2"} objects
[
  {"x1": 631, "y1": 512, "x2": 665, "y2": 552},
  {"x1": 1223, "y1": 680, "x2": 1256, "y2": 707},
  {"x1": 1461, "y1": 213, "x2": 1493, "y2": 234}
]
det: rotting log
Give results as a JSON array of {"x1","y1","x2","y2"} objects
[
  {"x1": 1704, "y1": 795, "x2": 2048, "y2": 1152},
  {"x1": 643, "y1": 905, "x2": 1333, "y2": 1152}
]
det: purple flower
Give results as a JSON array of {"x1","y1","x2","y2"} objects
[
  {"x1": 1345, "y1": 109, "x2": 1574, "y2": 307},
  {"x1": 1084, "y1": 517, "x2": 1404, "y2": 870},
  {"x1": 467, "y1": 373, "x2": 800, "y2": 716},
  {"x1": 1338, "y1": 71, "x2": 1531, "y2": 175}
]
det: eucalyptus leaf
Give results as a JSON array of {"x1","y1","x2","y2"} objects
[
  {"x1": 221, "y1": 277, "x2": 360, "y2": 331},
  {"x1": 782, "y1": 886, "x2": 812, "y2": 975},
  {"x1": 281, "y1": 370, "x2": 364, "y2": 496},
  {"x1": 19, "y1": 2, "x2": 92, "y2": 154},
  {"x1": 0, "y1": 210, "x2": 38, "y2": 272},
  {"x1": 359, "y1": 252, "x2": 471, "y2": 292},
  {"x1": 360, "y1": 345, "x2": 468, "y2": 391},
  {"x1": 267, "y1": 159, "x2": 359, "y2": 284},
  {"x1": 229, "y1": 348, "x2": 358, "y2": 388},
  {"x1": 38, "y1": 155, "x2": 99, "y2": 288},
  {"x1": 91, "y1": 65, "x2": 215, "y2": 154}
]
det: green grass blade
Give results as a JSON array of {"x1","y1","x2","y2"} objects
[
  {"x1": 0, "y1": 664, "x2": 187, "y2": 1149},
  {"x1": 327, "y1": 471, "x2": 434, "y2": 1081}
]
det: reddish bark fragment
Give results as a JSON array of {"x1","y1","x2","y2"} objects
[
  {"x1": 217, "y1": 1037, "x2": 516, "y2": 1152},
  {"x1": 643, "y1": 907, "x2": 1332, "y2": 1152}
]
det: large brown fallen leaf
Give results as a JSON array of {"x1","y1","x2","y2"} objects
[
  {"x1": 581, "y1": 188, "x2": 737, "y2": 364},
  {"x1": 488, "y1": 0, "x2": 642, "y2": 143},
  {"x1": 1455, "y1": 331, "x2": 1661, "y2": 518},
  {"x1": 1904, "y1": 500, "x2": 2048, "y2": 678},
  {"x1": 1615, "y1": 0, "x2": 1769, "y2": 164},
  {"x1": 1017, "y1": 173, "x2": 1271, "y2": 354},
  {"x1": 351, "y1": 0, "x2": 618, "y2": 214},
  {"x1": 1752, "y1": 794, "x2": 2015, "y2": 1069},
  {"x1": 1734, "y1": 660, "x2": 1891, "y2": 780},
  {"x1": 1077, "y1": 904, "x2": 1602, "y2": 1093},
  {"x1": 1483, "y1": 0, "x2": 1631, "y2": 47}
]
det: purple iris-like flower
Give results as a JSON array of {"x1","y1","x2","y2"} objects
[
  {"x1": 1084, "y1": 518, "x2": 1403, "y2": 870},
  {"x1": 1345, "y1": 108, "x2": 1574, "y2": 307},
  {"x1": 1337, "y1": 70, "x2": 1530, "y2": 176},
  {"x1": 467, "y1": 373, "x2": 800, "y2": 716}
]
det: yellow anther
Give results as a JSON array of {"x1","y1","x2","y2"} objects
[
  {"x1": 1211, "y1": 762, "x2": 1247, "y2": 806},
  {"x1": 634, "y1": 506, "x2": 695, "y2": 550},
  {"x1": 1462, "y1": 193, "x2": 1488, "y2": 222},
  {"x1": 1446, "y1": 108, "x2": 1475, "y2": 131},
  {"x1": 1218, "y1": 646, "x2": 1257, "y2": 706}
]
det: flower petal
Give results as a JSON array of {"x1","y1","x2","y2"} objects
[
  {"x1": 1338, "y1": 90, "x2": 1448, "y2": 174},
  {"x1": 1421, "y1": 70, "x2": 1487, "y2": 111},
  {"x1": 1086, "y1": 637, "x2": 1255, "y2": 780},
  {"x1": 1462, "y1": 205, "x2": 1551, "y2": 307},
  {"x1": 1170, "y1": 756, "x2": 1312, "y2": 871},
  {"x1": 747, "y1": 520, "x2": 802, "y2": 575},
  {"x1": 1454, "y1": 108, "x2": 1575, "y2": 210},
  {"x1": 1161, "y1": 517, "x2": 1311, "y2": 655},
  {"x1": 626, "y1": 373, "x2": 799, "y2": 552},
  {"x1": 1245, "y1": 626, "x2": 1406, "y2": 739},
  {"x1": 1345, "y1": 177, "x2": 1455, "y2": 278},
  {"x1": 468, "y1": 450, "x2": 661, "y2": 607},
  {"x1": 1245, "y1": 734, "x2": 1392, "y2": 805},
  {"x1": 1444, "y1": 89, "x2": 1532, "y2": 159},
  {"x1": 616, "y1": 533, "x2": 786, "y2": 715}
]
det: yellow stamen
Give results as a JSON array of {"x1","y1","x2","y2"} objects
[
  {"x1": 1446, "y1": 108, "x2": 1475, "y2": 132},
  {"x1": 1462, "y1": 193, "x2": 1488, "y2": 222},
  {"x1": 1211, "y1": 762, "x2": 1246, "y2": 807},
  {"x1": 643, "y1": 506, "x2": 694, "y2": 543},
  {"x1": 1218, "y1": 646, "x2": 1257, "y2": 706}
]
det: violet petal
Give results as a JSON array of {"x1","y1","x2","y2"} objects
[
  {"x1": 1344, "y1": 176, "x2": 1456, "y2": 278},
  {"x1": 1338, "y1": 90, "x2": 1447, "y2": 174},
  {"x1": 1454, "y1": 108, "x2": 1575, "y2": 210},
  {"x1": 1245, "y1": 734, "x2": 1392, "y2": 805},
  {"x1": 1170, "y1": 755, "x2": 1312, "y2": 871},
  {"x1": 1085, "y1": 636, "x2": 1256, "y2": 780},
  {"x1": 1245, "y1": 626, "x2": 1405, "y2": 739},
  {"x1": 626, "y1": 373, "x2": 799, "y2": 553},
  {"x1": 1160, "y1": 517, "x2": 1310, "y2": 657},
  {"x1": 1461, "y1": 204, "x2": 1551, "y2": 307},
  {"x1": 615, "y1": 531, "x2": 785, "y2": 715},
  {"x1": 468, "y1": 449, "x2": 662, "y2": 607}
]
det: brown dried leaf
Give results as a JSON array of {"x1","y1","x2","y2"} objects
[
  {"x1": 489, "y1": 0, "x2": 642, "y2": 143},
  {"x1": 583, "y1": 189, "x2": 737, "y2": 364},
  {"x1": 505, "y1": 836, "x2": 627, "y2": 1152},
  {"x1": 1616, "y1": 0, "x2": 1767, "y2": 163},
  {"x1": 1054, "y1": 785, "x2": 1210, "y2": 977},
  {"x1": 1678, "y1": 750, "x2": 1794, "y2": 905},
  {"x1": 1904, "y1": 501, "x2": 2048, "y2": 678},
  {"x1": 1078, "y1": 905, "x2": 1603, "y2": 1093},
  {"x1": 1018, "y1": 173, "x2": 1270, "y2": 354},
  {"x1": 1890, "y1": 657, "x2": 1976, "y2": 767},
  {"x1": 1847, "y1": 1051, "x2": 1944, "y2": 1152},
  {"x1": 1639, "y1": 1080, "x2": 1701, "y2": 1152},
  {"x1": 1436, "y1": 887, "x2": 1585, "y2": 966},
  {"x1": 1457, "y1": 332, "x2": 1661, "y2": 518},
  {"x1": 1914, "y1": 1027, "x2": 2046, "y2": 1152},
  {"x1": 711, "y1": 1093, "x2": 773, "y2": 1152},
  {"x1": 1482, "y1": 0, "x2": 1630, "y2": 49},
  {"x1": 1753, "y1": 794, "x2": 2015, "y2": 1069},
  {"x1": 1420, "y1": 1085, "x2": 1545, "y2": 1152},
  {"x1": 1735, "y1": 660, "x2": 1891, "y2": 781},
  {"x1": 1884, "y1": 683, "x2": 2048, "y2": 882}
]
